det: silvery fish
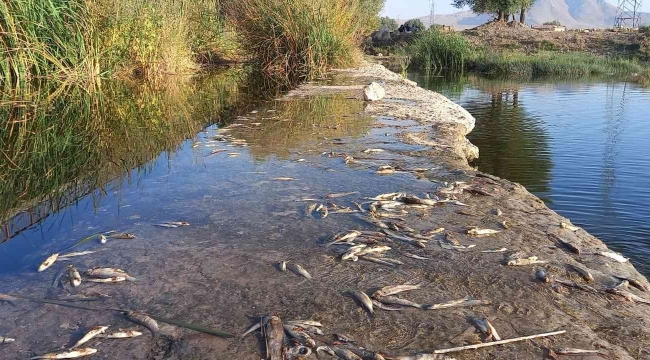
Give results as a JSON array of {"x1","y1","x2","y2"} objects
[
  {"x1": 376, "y1": 166, "x2": 395, "y2": 175},
  {"x1": 279, "y1": 261, "x2": 287, "y2": 272},
  {"x1": 97, "y1": 329, "x2": 143, "y2": 339},
  {"x1": 30, "y1": 348, "x2": 97, "y2": 359},
  {"x1": 372, "y1": 300, "x2": 404, "y2": 311},
  {"x1": 342, "y1": 245, "x2": 367, "y2": 261},
  {"x1": 274, "y1": 177, "x2": 295, "y2": 181},
  {"x1": 107, "y1": 233, "x2": 136, "y2": 239},
  {"x1": 373, "y1": 295, "x2": 423, "y2": 309},
  {"x1": 555, "y1": 348, "x2": 602, "y2": 355},
  {"x1": 560, "y1": 222, "x2": 580, "y2": 231},
  {"x1": 99, "y1": 234, "x2": 108, "y2": 244},
  {"x1": 86, "y1": 276, "x2": 127, "y2": 283},
  {"x1": 66, "y1": 265, "x2": 82, "y2": 287},
  {"x1": 70, "y1": 326, "x2": 109, "y2": 349},
  {"x1": 59, "y1": 251, "x2": 97, "y2": 259},
  {"x1": 38, "y1": 253, "x2": 60, "y2": 272},
  {"x1": 286, "y1": 320, "x2": 323, "y2": 327},
  {"x1": 373, "y1": 284, "x2": 420, "y2": 297},
  {"x1": 399, "y1": 195, "x2": 437, "y2": 206},
  {"x1": 283, "y1": 325, "x2": 316, "y2": 347},
  {"x1": 424, "y1": 296, "x2": 491, "y2": 310},
  {"x1": 287, "y1": 263, "x2": 312, "y2": 279},
  {"x1": 328, "y1": 231, "x2": 362, "y2": 246},
  {"x1": 480, "y1": 248, "x2": 507, "y2": 253},
  {"x1": 332, "y1": 348, "x2": 363, "y2": 360},
  {"x1": 85, "y1": 268, "x2": 137, "y2": 282},
  {"x1": 351, "y1": 290, "x2": 374, "y2": 315},
  {"x1": 356, "y1": 246, "x2": 391, "y2": 257},
  {"x1": 0, "y1": 336, "x2": 15, "y2": 344},
  {"x1": 466, "y1": 227, "x2": 500, "y2": 236},
  {"x1": 369, "y1": 193, "x2": 406, "y2": 201},
  {"x1": 597, "y1": 251, "x2": 629, "y2": 263},
  {"x1": 125, "y1": 312, "x2": 159, "y2": 336}
]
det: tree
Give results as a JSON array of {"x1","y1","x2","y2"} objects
[
  {"x1": 453, "y1": 0, "x2": 536, "y2": 23},
  {"x1": 403, "y1": 19, "x2": 425, "y2": 32},
  {"x1": 379, "y1": 16, "x2": 398, "y2": 31},
  {"x1": 543, "y1": 20, "x2": 562, "y2": 26}
]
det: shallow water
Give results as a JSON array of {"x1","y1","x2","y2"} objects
[{"x1": 412, "y1": 74, "x2": 650, "y2": 276}]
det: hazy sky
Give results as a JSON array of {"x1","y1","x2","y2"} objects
[{"x1": 382, "y1": 0, "x2": 650, "y2": 19}]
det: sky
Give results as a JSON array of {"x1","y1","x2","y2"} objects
[{"x1": 382, "y1": 0, "x2": 650, "y2": 19}]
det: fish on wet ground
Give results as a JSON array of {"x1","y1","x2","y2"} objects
[
  {"x1": 356, "y1": 246, "x2": 391, "y2": 257},
  {"x1": 613, "y1": 275, "x2": 649, "y2": 292},
  {"x1": 606, "y1": 288, "x2": 650, "y2": 305},
  {"x1": 404, "y1": 253, "x2": 432, "y2": 260},
  {"x1": 554, "y1": 279, "x2": 598, "y2": 293},
  {"x1": 597, "y1": 251, "x2": 629, "y2": 263},
  {"x1": 383, "y1": 230, "x2": 426, "y2": 248},
  {"x1": 0, "y1": 293, "x2": 20, "y2": 305},
  {"x1": 125, "y1": 312, "x2": 159, "y2": 336},
  {"x1": 470, "y1": 317, "x2": 501, "y2": 341},
  {"x1": 66, "y1": 265, "x2": 82, "y2": 287},
  {"x1": 154, "y1": 222, "x2": 190, "y2": 228},
  {"x1": 241, "y1": 316, "x2": 269, "y2": 337},
  {"x1": 326, "y1": 191, "x2": 359, "y2": 198},
  {"x1": 286, "y1": 262, "x2": 312, "y2": 279},
  {"x1": 350, "y1": 290, "x2": 374, "y2": 315},
  {"x1": 283, "y1": 324, "x2": 316, "y2": 347},
  {"x1": 342, "y1": 245, "x2": 367, "y2": 261},
  {"x1": 30, "y1": 348, "x2": 97, "y2": 359},
  {"x1": 85, "y1": 268, "x2": 137, "y2": 283},
  {"x1": 503, "y1": 252, "x2": 547, "y2": 266},
  {"x1": 372, "y1": 299, "x2": 405, "y2": 311},
  {"x1": 372, "y1": 284, "x2": 421, "y2": 298},
  {"x1": 560, "y1": 222, "x2": 580, "y2": 232},
  {"x1": 327, "y1": 231, "x2": 362, "y2": 246},
  {"x1": 86, "y1": 276, "x2": 127, "y2": 283},
  {"x1": 266, "y1": 316, "x2": 285, "y2": 360},
  {"x1": 466, "y1": 227, "x2": 500, "y2": 236},
  {"x1": 424, "y1": 296, "x2": 491, "y2": 310},
  {"x1": 59, "y1": 251, "x2": 97, "y2": 259},
  {"x1": 346, "y1": 346, "x2": 386, "y2": 360},
  {"x1": 106, "y1": 232, "x2": 136, "y2": 239},
  {"x1": 70, "y1": 326, "x2": 108, "y2": 349},
  {"x1": 0, "y1": 336, "x2": 15, "y2": 344},
  {"x1": 549, "y1": 234, "x2": 580, "y2": 254},
  {"x1": 38, "y1": 253, "x2": 60, "y2": 272},
  {"x1": 554, "y1": 348, "x2": 604, "y2": 355},
  {"x1": 359, "y1": 256, "x2": 402, "y2": 267}
]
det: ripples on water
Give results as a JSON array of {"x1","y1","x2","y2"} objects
[{"x1": 414, "y1": 74, "x2": 650, "y2": 275}]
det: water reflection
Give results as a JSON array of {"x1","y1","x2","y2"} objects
[{"x1": 0, "y1": 69, "x2": 248, "y2": 242}]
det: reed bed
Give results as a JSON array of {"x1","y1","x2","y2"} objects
[{"x1": 406, "y1": 30, "x2": 475, "y2": 73}]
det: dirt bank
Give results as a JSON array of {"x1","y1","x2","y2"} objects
[{"x1": 0, "y1": 61, "x2": 649, "y2": 360}]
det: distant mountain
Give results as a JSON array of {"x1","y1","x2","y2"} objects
[{"x1": 417, "y1": 0, "x2": 650, "y2": 29}]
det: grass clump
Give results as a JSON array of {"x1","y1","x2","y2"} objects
[
  {"x1": 469, "y1": 51, "x2": 644, "y2": 78},
  {"x1": 222, "y1": 0, "x2": 383, "y2": 83},
  {"x1": 406, "y1": 29, "x2": 475, "y2": 73}
]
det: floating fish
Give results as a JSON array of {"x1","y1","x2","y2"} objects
[
  {"x1": 351, "y1": 290, "x2": 374, "y2": 315},
  {"x1": 466, "y1": 227, "x2": 500, "y2": 236},
  {"x1": 66, "y1": 265, "x2": 82, "y2": 287},
  {"x1": 373, "y1": 284, "x2": 421, "y2": 297},
  {"x1": 85, "y1": 268, "x2": 137, "y2": 283},
  {"x1": 424, "y1": 296, "x2": 491, "y2": 310},
  {"x1": 613, "y1": 275, "x2": 648, "y2": 292},
  {"x1": 38, "y1": 253, "x2": 60, "y2": 272},
  {"x1": 125, "y1": 312, "x2": 159, "y2": 336},
  {"x1": 86, "y1": 276, "x2": 126, "y2": 283},
  {"x1": 30, "y1": 348, "x2": 97, "y2": 359},
  {"x1": 287, "y1": 263, "x2": 312, "y2": 279},
  {"x1": 266, "y1": 316, "x2": 285, "y2": 360},
  {"x1": 597, "y1": 251, "x2": 629, "y2": 263},
  {"x1": 70, "y1": 326, "x2": 109, "y2": 349},
  {"x1": 97, "y1": 329, "x2": 143, "y2": 339}
]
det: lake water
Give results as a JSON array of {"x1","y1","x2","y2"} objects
[{"x1": 412, "y1": 74, "x2": 650, "y2": 275}]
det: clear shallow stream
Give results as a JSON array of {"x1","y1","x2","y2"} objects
[{"x1": 412, "y1": 74, "x2": 650, "y2": 275}]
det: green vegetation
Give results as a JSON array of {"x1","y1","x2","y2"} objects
[
  {"x1": 380, "y1": 16, "x2": 398, "y2": 31},
  {"x1": 453, "y1": 0, "x2": 536, "y2": 23},
  {"x1": 404, "y1": 19, "x2": 426, "y2": 32},
  {"x1": 406, "y1": 30, "x2": 475, "y2": 72},
  {"x1": 543, "y1": 20, "x2": 562, "y2": 26},
  {"x1": 222, "y1": 0, "x2": 383, "y2": 83}
]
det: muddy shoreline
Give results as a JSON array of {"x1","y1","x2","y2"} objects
[{"x1": 1, "y1": 61, "x2": 649, "y2": 359}]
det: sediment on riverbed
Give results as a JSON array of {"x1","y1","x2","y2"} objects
[{"x1": 1, "y1": 60, "x2": 649, "y2": 360}]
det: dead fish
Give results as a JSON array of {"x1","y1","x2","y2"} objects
[
  {"x1": 70, "y1": 326, "x2": 109, "y2": 349},
  {"x1": 480, "y1": 248, "x2": 507, "y2": 253},
  {"x1": 383, "y1": 230, "x2": 426, "y2": 248},
  {"x1": 228, "y1": 153, "x2": 240, "y2": 157},
  {"x1": 0, "y1": 336, "x2": 15, "y2": 344},
  {"x1": 466, "y1": 227, "x2": 500, "y2": 236},
  {"x1": 242, "y1": 316, "x2": 269, "y2": 337},
  {"x1": 606, "y1": 288, "x2": 650, "y2": 305},
  {"x1": 30, "y1": 348, "x2": 98, "y2": 359},
  {"x1": 373, "y1": 284, "x2": 421, "y2": 297},
  {"x1": 59, "y1": 251, "x2": 97, "y2": 259},
  {"x1": 372, "y1": 299, "x2": 405, "y2": 311},
  {"x1": 356, "y1": 215, "x2": 389, "y2": 230},
  {"x1": 342, "y1": 245, "x2": 367, "y2": 261},
  {"x1": 347, "y1": 347, "x2": 386, "y2": 360},
  {"x1": 568, "y1": 264, "x2": 594, "y2": 282},
  {"x1": 66, "y1": 265, "x2": 82, "y2": 287},
  {"x1": 327, "y1": 230, "x2": 362, "y2": 246},
  {"x1": 107, "y1": 232, "x2": 136, "y2": 239},
  {"x1": 369, "y1": 193, "x2": 406, "y2": 201},
  {"x1": 316, "y1": 204, "x2": 329, "y2": 218},
  {"x1": 155, "y1": 223, "x2": 178, "y2": 228},
  {"x1": 353, "y1": 202, "x2": 366, "y2": 213},
  {"x1": 266, "y1": 316, "x2": 285, "y2": 360},
  {"x1": 613, "y1": 275, "x2": 649, "y2": 292},
  {"x1": 485, "y1": 319, "x2": 501, "y2": 341},
  {"x1": 283, "y1": 325, "x2": 316, "y2": 347},
  {"x1": 597, "y1": 251, "x2": 629, "y2": 263},
  {"x1": 334, "y1": 333, "x2": 356, "y2": 343},
  {"x1": 317, "y1": 346, "x2": 337, "y2": 358},
  {"x1": 404, "y1": 253, "x2": 431, "y2": 260},
  {"x1": 279, "y1": 261, "x2": 288, "y2": 272},
  {"x1": 85, "y1": 268, "x2": 137, "y2": 282},
  {"x1": 274, "y1": 177, "x2": 295, "y2": 181},
  {"x1": 536, "y1": 268, "x2": 550, "y2": 283},
  {"x1": 376, "y1": 165, "x2": 395, "y2": 175},
  {"x1": 504, "y1": 252, "x2": 547, "y2": 266},
  {"x1": 86, "y1": 276, "x2": 126, "y2": 283},
  {"x1": 560, "y1": 222, "x2": 580, "y2": 232},
  {"x1": 359, "y1": 256, "x2": 400, "y2": 267},
  {"x1": 373, "y1": 295, "x2": 423, "y2": 309},
  {"x1": 363, "y1": 148, "x2": 385, "y2": 153},
  {"x1": 555, "y1": 348, "x2": 603, "y2": 355},
  {"x1": 399, "y1": 195, "x2": 437, "y2": 206},
  {"x1": 424, "y1": 296, "x2": 491, "y2": 310},
  {"x1": 97, "y1": 329, "x2": 143, "y2": 339},
  {"x1": 125, "y1": 312, "x2": 159, "y2": 336},
  {"x1": 287, "y1": 263, "x2": 312, "y2": 279},
  {"x1": 305, "y1": 203, "x2": 317, "y2": 218},
  {"x1": 0, "y1": 293, "x2": 20, "y2": 305},
  {"x1": 98, "y1": 234, "x2": 108, "y2": 244},
  {"x1": 285, "y1": 320, "x2": 322, "y2": 328},
  {"x1": 285, "y1": 323, "x2": 323, "y2": 336},
  {"x1": 356, "y1": 246, "x2": 391, "y2": 257},
  {"x1": 422, "y1": 228, "x2": 445, "y2": 238},
  {"x1": 351, "y1": 290, "x2": 374, "y2": 315},
  {"x1": 52, "y1": 267, "x2": 67, "y2": 288},
  {"x1": 207, "y1": 149, "x2": 227, "y2": 156},
  {"x1": 38, "y1": 253, "x2": 60, "y2": 272},
  {"x1": 332, "y1": 348, "x2": 363, "y2": 360},
  {"x1": 555, "y1": 237, "x2": 581, "y2": 255},
  {"x1": 326, "y1": 192, "x2": 359, "y2": 198}
]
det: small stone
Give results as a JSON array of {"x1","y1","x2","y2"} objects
[{"x1": 363, "y1": 82, "x2": 386, "y2": 101}]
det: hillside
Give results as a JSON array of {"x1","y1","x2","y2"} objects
[{"x1": 417, "y1": 0, "x2": 650, "y2": 29}]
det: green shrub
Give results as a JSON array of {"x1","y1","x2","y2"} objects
[{"x1": 406, "y1": 29, "x2": 475, "y2": 72}]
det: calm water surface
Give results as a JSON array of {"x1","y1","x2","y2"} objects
[{"x1": 413, "y1": 74, "x2": 650, "y2": 275}]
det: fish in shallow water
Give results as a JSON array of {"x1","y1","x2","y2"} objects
[
  {"x1": 480, "y1": 248, "x2": 507, "y2": 253},
  {"x1": 373, "y1": 295, "x2": 423, "y2": 309},
  {"x1": 55, "y1": 293, "x2": 110, "y2": 302},
  {"x1": 466, "y1": 227, "x2": 500, "y2": 236},
  {"x1": 38, "y1": 253, "x2": 60, "y2": 272},
  {"x1": 0, "y1": 336, "x2": 15, "y2": 344},
  {"x1": 266, "y1": 316, "x2": 285, "y2": 360},
  {"x1": 356, "y1": 246, "x2": 391, "y2": 257},
  {"x1": 350, "y1": 290, "x2": 374, "y2": 315},
  {"x1": 30, "y1": 348, "x2": 97, "y2": 359},
  {"x1": 274, "y1": 177, "x2": 295, "y2": 181},
  {"x1": 85, "y1": 268, "x2": 137, "y2": 282},
  {"x1": 125, "y1": 312, "x2": 159, "y2": 336},
  {"x1": 373, "y1": 284, "x2": 421, "y2": 298},
  {"x1": 97, "y1": 329, "x2": 143, "y2": 339},
  {"x1": 66, "y1": 265, "x2": 82, "y2": 287},
  {"x1": 70, "y1": 326, "x2": 109, "y2": 349},
  {"x1": 326, "y1": 191, "x2": 359, "y2": 198},
  {"x1": 287, "y1": 263, "x2": 312, "y2": 279},
  {"x1": 613, "y1": 275, "x2": 649, "y2": 292},
  {"x1": 399, "y1": 195, "x2": 437, "y2": 206},
  {"x1": 59, "y1": 251, "x2": 97, "y2": 259},
  {"x1": 107, "y1": 232, "x2": 136, "y2": 239}
]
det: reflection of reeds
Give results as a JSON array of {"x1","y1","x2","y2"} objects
[
  {"x1": 229, "y1": 94, "x2": 372, "y2": 160},
  {"x1": 0, "y1": 68, "x2": 246, "y2": 239}
]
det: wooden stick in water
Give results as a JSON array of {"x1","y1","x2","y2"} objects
[{"x1": 433, "y1": 330, "x2": 566, "y2": 354}]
